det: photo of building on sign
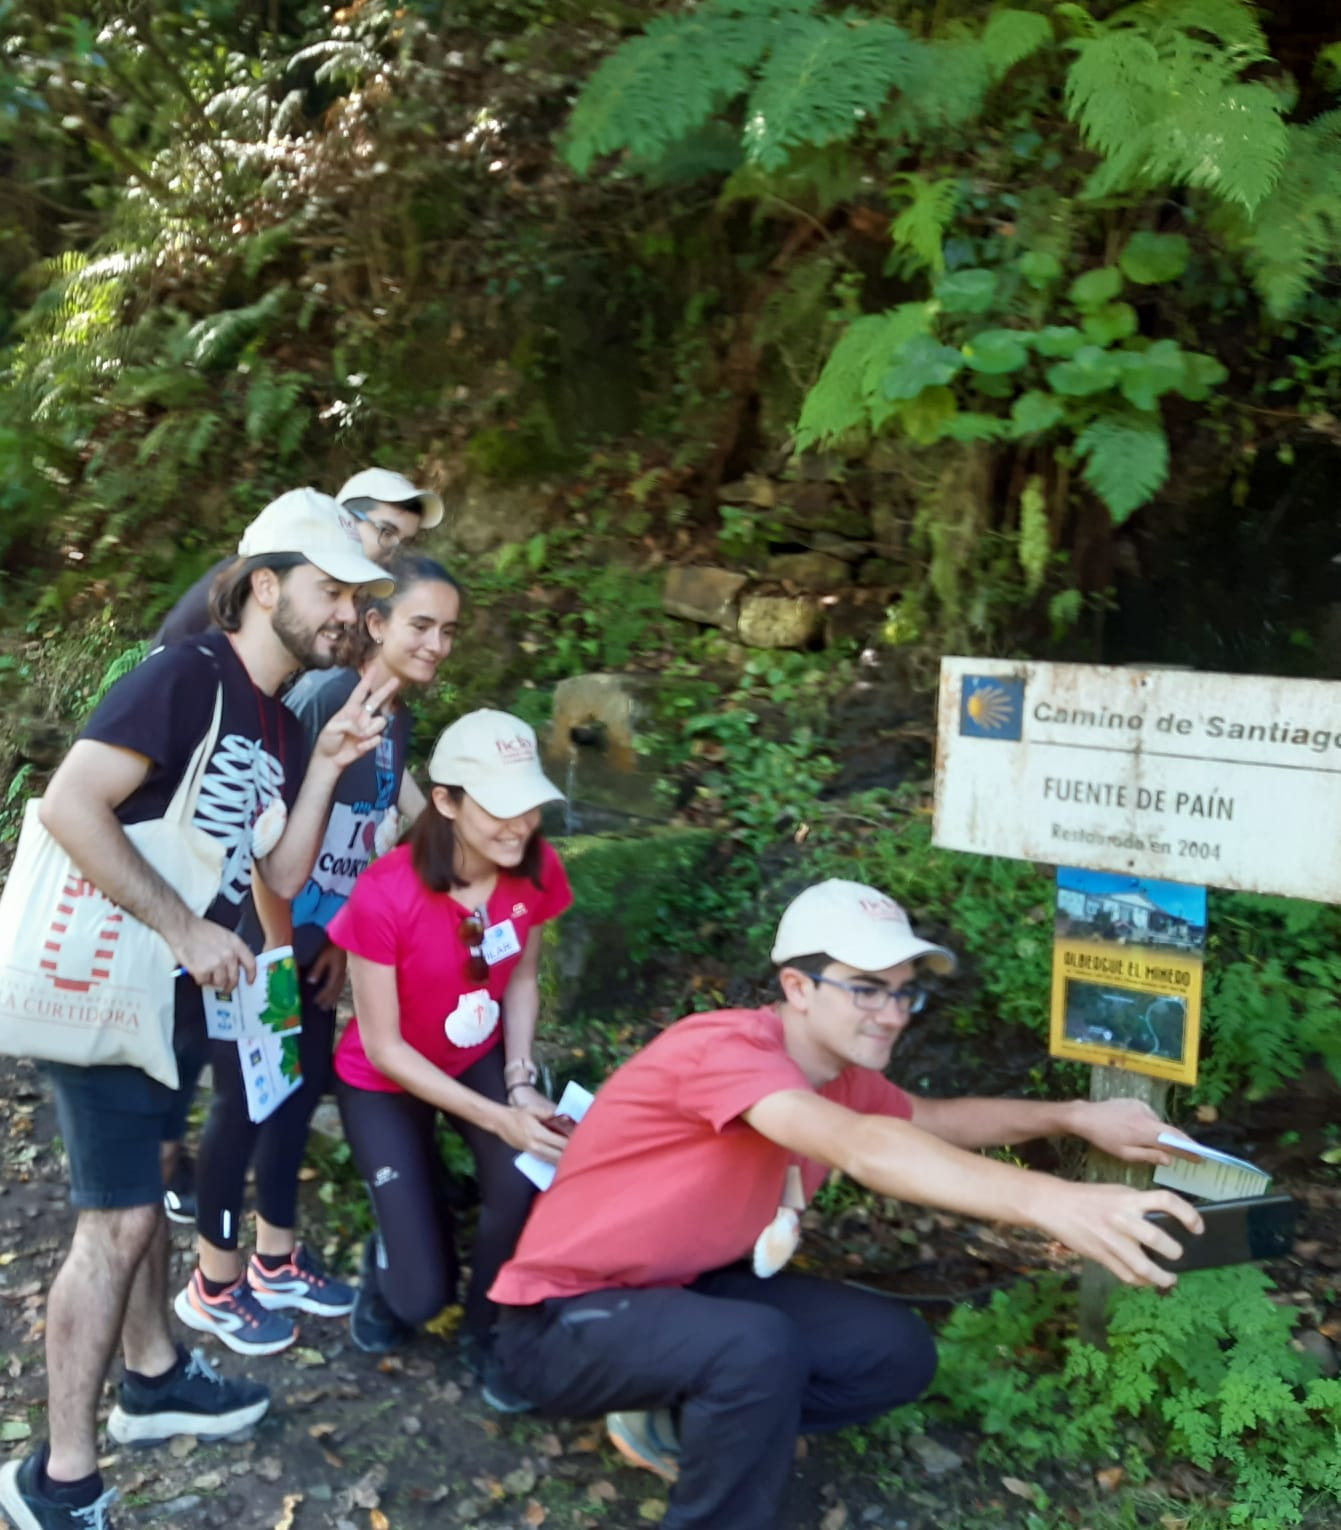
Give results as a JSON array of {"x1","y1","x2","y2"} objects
[{"x1": 1049, "y1": 869, "x2": 1207, "y2": 1086}]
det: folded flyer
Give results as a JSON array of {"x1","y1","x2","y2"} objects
[
  {"x1": 515, "y1": 1081, "x2": 594, "y2": 1191},
  {"x1": 204, "y1": 946, "x2": 303, "y2": 1123}
]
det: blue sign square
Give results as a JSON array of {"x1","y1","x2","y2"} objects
[{"x1": 959, "y1": 675, "x2": 1024, "y2": 740}]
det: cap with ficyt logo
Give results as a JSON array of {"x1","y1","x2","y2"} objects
[
  {"x1": 337, "y1": 468, "x2": 445, "y2": 529},
  {"x1": 772, "y1": 879, "x2": 956, "y2": 975},
  {"x1": 428, "y1": 710, "x2": 565, "y2": 820},
  {"x1": 238, "y1": 488, "x2": 395, "y2": 594}
]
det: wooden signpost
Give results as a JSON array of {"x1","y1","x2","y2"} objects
[{"x1": 932, "y1": 658, "x2": 1337, "y2": 1333}]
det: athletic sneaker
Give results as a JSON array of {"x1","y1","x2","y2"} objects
[
  {"x1": 248, "y1": 1244, "x2": 356, "y2": 1317},
  {"x1": 107, "y1": 1344, "x2": 270, "y2": 1447},
  {"x1": 174, "y1": 1268, "x2": 297, "y2": 1357},
  {"x1": 606, "y1": 1409, "x2": 681, "y2": 1483},
  {"x1": 349, "y1": 1234, "x2": 414, "y2": 1355},
  {"x1": 460, "y1": 1328, "x2": 535, "y2": 1415},
  {"x1": 0, "y1": 1450, "x2": 119, "y2": 1529},
  {"x1": 162, "y1": 1152, "x2": 197, "y2": 1227}
]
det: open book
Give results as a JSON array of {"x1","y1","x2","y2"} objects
[
  {"x1": 203, "y1": 947, "x2": 303, "y2": 1124},
  {"x1": 1153, "y1": 1131, "x2": 1271, "y2": 1202}
]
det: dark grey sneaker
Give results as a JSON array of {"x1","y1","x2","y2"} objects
[
  {"x1": 0, "y1": 1450, "x2": 119, "y2": 1529},
  {"x1": 461, "y1": 1327, "x2": 535, "y2": 1415},
  {"x1": 349, "y1": 1234, "x2": 414, "y2": 1355},
  {"x1": 106, "y1": 1344, "x2": 269, "y2": 1446}
]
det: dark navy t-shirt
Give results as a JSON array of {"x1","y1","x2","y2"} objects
[
  {"x1": 80, "y1": 631, "x2": 309, "y2": 931},
  {"x1": 283, "y1": 667, "x2": 412, "y2": 964}
]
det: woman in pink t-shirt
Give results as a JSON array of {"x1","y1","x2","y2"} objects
[{"x1": 328, "y1": 708, "x2": 572, "y2": 1405}]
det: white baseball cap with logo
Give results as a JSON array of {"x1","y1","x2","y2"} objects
[
  {"x1": 771, "y1": 879, "x2": 956, "y2": 975},
  {"x1": 428, "y1": 710, "x2": 565, "y2": 819},
  {"x1": 237, "y1": 488, "x2": 395, "y2": 595},
  {"x1": 338, "y1": 467, "x2": 444, "y2": 530}
]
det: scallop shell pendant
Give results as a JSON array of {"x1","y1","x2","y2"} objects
[{"x1": 251, "y1": 797, "x2": 288, "y2": 859}]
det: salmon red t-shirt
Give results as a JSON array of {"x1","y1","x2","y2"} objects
[
  {"x1": 329, "y1": 840, "x2": 572, "y2": 1092},
  {"x1": 489, "y1": 1005, "x2": 913, "y2": 1305}
]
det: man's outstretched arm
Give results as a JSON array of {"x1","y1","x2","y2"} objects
[
  {"x1": 744, "y1": 1089, "x2": 1202, "y2": 1288},
  {"x1": 906, "y1": 1093, "x2": 1193, "y2": 1163}
]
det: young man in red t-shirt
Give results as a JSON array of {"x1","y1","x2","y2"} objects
[{"x1": 488, "y1": 879, "x2": 1203, "y2": 1530}]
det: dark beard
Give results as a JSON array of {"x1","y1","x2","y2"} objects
[{"x1": 272, "y1": 591, "x2": 340, "y2": 671}]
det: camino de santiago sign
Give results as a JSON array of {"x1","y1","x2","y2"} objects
[
  {"x1": 934, "y1": 659, "x2": 1341, "y2": 903},
  {"x1": 934, "y1": 658, "x2": 1341, "y2": 1085}
]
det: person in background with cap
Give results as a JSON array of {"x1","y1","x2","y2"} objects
[
  {"x1": 151, "y1": 468, "x2": 443, "y2": 649},
  {"x1": 485, "y1": 878, "x2": 1204, "y2": 1530},
  {"x1": 325, "y1": 710, "x2": 573, "y2": 1407},
  {"x1": 151, "y1": 468, "x2": 441, "y2": 1229},
  {"x1": 0, "y1": 491, "x2": 396, "y2": 1530}
]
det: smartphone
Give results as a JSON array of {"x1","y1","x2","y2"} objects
[{"x1": 1145, "y1": 1194, "x2": 1297, "y2": 1273}]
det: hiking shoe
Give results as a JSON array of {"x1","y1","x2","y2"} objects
[
  {"x1": 248, "y1": 1244, "x2": 356, "y2": 1317},
  {"x1": 349, "y1": 1234, "x2": 413, "y2": 1355},
  {"x1": 162, "y1": 1152, "x2": 197, "y2": 1227},
  {"x1": 480, "y1": 1354, "x2": 535, "y2": 1415},
  {"x1": 174, "y1": 1268, "x2": 297, "y2": 1357},
  {"x1": 107, "y1": 1344, "x2": 269, "y2": 1447},
  {"x1": 0, "y1": 1449, "x2": 119, "y2": 1528},
  {"x1": 606, "y1": 1409, "x2": 681, "y2": 1483}
]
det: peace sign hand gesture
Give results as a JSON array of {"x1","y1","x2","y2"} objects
[{"x1": 315, "y1": 674, "x2": 400, "y2": 771}]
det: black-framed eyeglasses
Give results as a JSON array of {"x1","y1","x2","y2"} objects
[
  {"x1": 459, "y1": 906, "x2": 489, "y2": 982},
  {"x1": 351, "y1": 509, "x2": 405, "y2": 550},
  {"x1": 810, "y1": 975, "x2": 928, "y2": 1014}
]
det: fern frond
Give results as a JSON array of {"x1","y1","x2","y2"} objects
[
  {"x1": 1065, "y1": 0, "x2": 1288, "y2": 213},
  {"x1": 794, "y1": 303, "x2": 933, "y2": 449},
  {"x1": 185, "y1": 287, "x2": 290, "y2": 370},
  {"x1": 883, "y1": 36, "x2": 991, "y2": 138},
  {"x1": 1239, "y1": 110, "x2": 1341, "y2": 318},
  {"x1": 982, "y1": 9, "x2": 1054, "y2": 82},
  {"x1": 890, "y1": 173, "x2": 960, "y2": 275},
  {"x1": 1075, "y1": 409, "x2": 1170, "y2": 523},
  {"x1": 565, "y1": 0, "x2": 814, "y2": 174},
  {"x1": 742, "y1": 15, "x2": 918, "y2": 169}
]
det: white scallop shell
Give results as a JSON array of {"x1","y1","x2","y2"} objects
[
  {"x1": 751, "y1": 1206, "x2": 800, "y2": 1279},
  {"x1": 251, "y1": 797, "x2": 288, "y2": 859},
  {"x1": 444, "y1": 990, "x2": 500, "y2": 1048},
  {"x1": 373, "y1": 808, "x2": 401, "y2": 859}
]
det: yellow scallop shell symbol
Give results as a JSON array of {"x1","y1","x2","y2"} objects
[{"x1": 966, "y1": 683, "x2": 1012, "y2": 731}]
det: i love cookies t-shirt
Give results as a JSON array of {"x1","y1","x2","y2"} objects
[{"x1": 329, "y1": 841, "x2": 571, "y2": 1092}]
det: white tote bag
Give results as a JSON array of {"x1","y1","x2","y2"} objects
[{"x1": 0, "y1": 689, "x2": 225, "y2": 1089}]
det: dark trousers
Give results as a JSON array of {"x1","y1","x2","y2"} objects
[
  {"x1": 335, "y1": 1048, "x2": 537, "y2": 1334},
  {"x1": 195, "y1": 980, "x2": 335, "y2": 1248},
  {"x1": 495, "y1": 1266, "x2": 937, "y2": 1530}
]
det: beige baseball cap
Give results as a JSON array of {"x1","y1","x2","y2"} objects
[
  {"x1": 771, "y1": 880, "x2": 955, "y2": 975},
  {"x1": 238, "y1": 488, "x2": 394, "y2": 594},
  {"x1": 428, "y1": 710, "x2": 565, "y2": 819},
  {"x1": 338, "y1": 467, "x2": 444, "y2": 530}
]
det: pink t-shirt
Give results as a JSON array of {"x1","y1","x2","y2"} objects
[
  {"x1": 329, "y1": 841, "x2": 572, "y2": 1092},
  {"x1": 489, "y1": 1005, "x2": 912, "y2": 1305}
]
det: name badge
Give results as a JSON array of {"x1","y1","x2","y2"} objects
[{"x1": 481, "y1": 918, "x2": 522, "y2": 965}]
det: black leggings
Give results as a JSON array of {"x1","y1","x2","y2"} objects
[
  {"x1": 195, "y1": 977, "x2": 335, "y2": 1249},
  {"x1": 335, "y1": 1048, "x2": 537, "y2": 1336}
]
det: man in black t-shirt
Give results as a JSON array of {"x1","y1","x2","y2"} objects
[
  {"x1": 154, "y1": 468, "x2": 443, "y2": 647},
  {"x1": 0, "y1": 490, "x2": 398, "y2": 1530}
]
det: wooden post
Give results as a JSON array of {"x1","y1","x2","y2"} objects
[{"x1": 1077, "y1": 1064, "x2": 1169, "y2": 1345}]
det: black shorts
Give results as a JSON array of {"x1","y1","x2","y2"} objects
[{"x1": 45, "y1": 987, "x2": 210, "y2": 1211}]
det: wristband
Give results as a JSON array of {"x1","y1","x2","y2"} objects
[{"x1": 503, "y1": 1058, "x2": 538, "y2": 1087}]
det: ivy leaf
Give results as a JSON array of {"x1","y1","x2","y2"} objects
[
  {"x1": 899, "y1": 385, "x2": 958, "y2": 443},
  {"x1": 1047, "y1": 345, "x2": 1121, "y2": 396},
  {"x1": 1082, "y1": 302, "x2": 1138, "y2": 346},
  {"x1": 1075, "y1": 410, "x2": 1169, "y2": 522},
  {"x1": 1069, "y1": 265, "x2": 1122, "y2": 310},
  {"x1": 1118, "y1": 338, "x2": 1187, "y2": 410},
  {"x1": 880, "y1": 333, "x2": 965, "y2": 399},
  {"x1": 1033, "y1": 325, "x2": 1085, "y2": 358},
  {"x1": 1120, "y1": 231, "x2": 1191, "y2": 284},
  {"x1": 1011, "y1": 390, "x2": 1065, "y2": 436},
  {"x1": 1175, "y1": 351, "x2": 1229, "y2": 402},
  {"x1": 1018, "y1": 250, "x2": 1063, "y2": 288},
  {"x1": 936, "y1": 267, "x2": 998, "y2": 314},
  {"x1": 963, "y1": 328, "x2": 1031, "y2": 374}
]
